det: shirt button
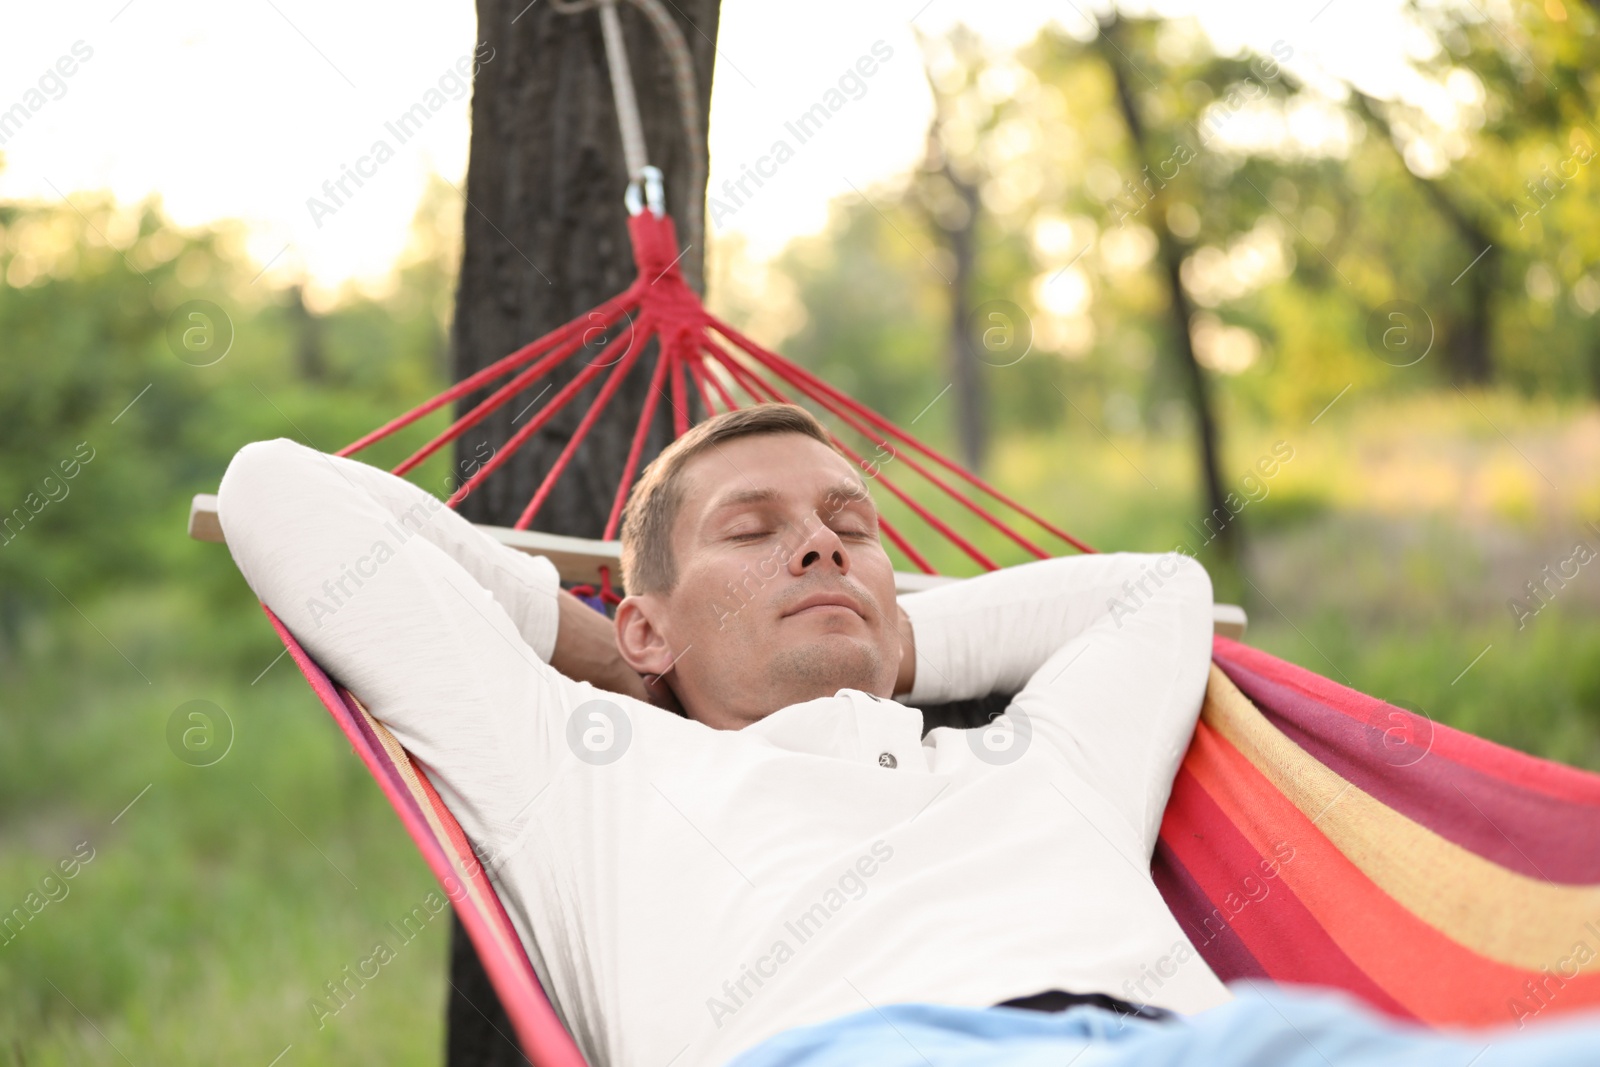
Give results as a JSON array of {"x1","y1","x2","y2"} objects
[{"x1": 878, "y1": 752, "x2": 898, "y2": 769}]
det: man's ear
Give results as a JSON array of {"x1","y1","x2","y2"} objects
[{"x1": 614, "y1": 594, "x2": 675, "y2": 678}]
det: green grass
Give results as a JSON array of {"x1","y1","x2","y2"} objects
[
  {"x1": 0, "y1": 584, "x2": 449, "y2": 1065},
  {"x1": 3, "y1": 389, "x2": 1599, "y2": 1063}
]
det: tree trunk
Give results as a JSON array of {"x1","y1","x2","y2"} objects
[
  {"x1": 1456, "y1": 242, "x2": 1498, "y2": 384},
  {"x1": 1096, "y1": 16, "x2": 1237, "y2": 566},
  {"x1": 444, "y1": 1, "x2": 719, "y2": 1062},
  {"x1": 932, "y1": 167, "x2": 986, "y2": 474},
  {"x1": 917, "y1": 36, "x2": 989, "y2": 475},
  {"x1": 1350, "y1": 91, "x2": 1497, "y2": 385},
  {"x1": 287, "y1": 283, "x2": 326, "y2": 383}
]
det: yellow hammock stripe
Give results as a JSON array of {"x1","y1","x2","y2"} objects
[{"x1": 1201, "y1": 665, "x2": 1600, "y2": 974}]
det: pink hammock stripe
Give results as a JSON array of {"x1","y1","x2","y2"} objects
[{"x1": 263, "y1": 605, "x2": 587, "y2": 1067}]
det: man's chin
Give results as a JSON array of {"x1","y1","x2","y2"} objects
[{"x1": 768, "y1": 636, "x2": 883, "y2": 698}]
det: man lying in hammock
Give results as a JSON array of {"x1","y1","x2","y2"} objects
[{"x1": 218, "y1": 403, "x2": 1597, "y2": 1067}]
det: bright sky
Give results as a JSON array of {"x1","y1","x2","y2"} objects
[{"x1": 0, "y1": 0, "x2": 1436, "y2": 297}]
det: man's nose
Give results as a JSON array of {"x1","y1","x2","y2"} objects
[{"x1": 787, "y1": 517, "x2": 848, "y2": 576}]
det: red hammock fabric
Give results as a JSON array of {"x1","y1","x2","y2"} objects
[
  {"x1": 256, "y1": 210, "x2": 1600, "y2": 1061},
  {"x1": 262, "y1": 606, "x2": 585, "y2": 1067}
]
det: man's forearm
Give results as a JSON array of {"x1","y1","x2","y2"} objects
[
  {"x1": 553, "y1": 589, "x2": 648, "y2": 699},
  {"x1": 897, "y1": 552, "x2": 1209, "y2": 706},
  {"x1": 551, "y1": 589, "x2": 683, "y2": 713}
]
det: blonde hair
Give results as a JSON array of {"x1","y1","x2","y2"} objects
[{"x1": 619, "y1": 403, "x2": 846, "y2": 595}]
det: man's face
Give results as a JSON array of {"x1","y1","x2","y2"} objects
[{"x1": 619, "y1": 433, "x2": 901, "y2": 730}]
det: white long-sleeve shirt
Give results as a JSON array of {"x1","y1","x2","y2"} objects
[{"x1": 217, "y1": 437, "x2": 1232, "y2": 1067}]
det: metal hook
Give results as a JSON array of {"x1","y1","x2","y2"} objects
[{"x1": 626, "y1": 165, "x2": 666, "y2": 217}]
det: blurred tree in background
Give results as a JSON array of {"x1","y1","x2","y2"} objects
[{"x1": 723, "y1": 1, "x2": 1600, "y2": 583}]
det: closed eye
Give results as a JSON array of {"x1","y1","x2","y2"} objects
[{"x1": 729, "y1": 526, "x2": 875, "y2": 543}]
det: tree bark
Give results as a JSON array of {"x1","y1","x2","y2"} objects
[{"x1": 444, "y1": 1, "x2": 719, "y2": 1062}]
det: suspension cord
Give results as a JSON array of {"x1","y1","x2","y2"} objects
[
  {"x1": 597, "y1": 0, "x2": 649, "y2": 183},
  {"x1": 550, "y1": 0, "x2": 705, "y2": 279}
]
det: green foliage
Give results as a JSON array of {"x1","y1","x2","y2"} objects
[
  {"x1": 1, "y1": 182, "x2": 462, "y2": 1063},
  {"x1": 724, "y1": 5, "x2": 1600, "y2": 471},
  {"x1": 765, "y1": 192, "x2": 947, "y2": 424}
]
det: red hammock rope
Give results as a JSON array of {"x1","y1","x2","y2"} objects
[{"x1": 337, "y1": 211, "x2": 1094, "y2": 607}]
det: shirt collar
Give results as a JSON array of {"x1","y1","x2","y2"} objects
[{"x1": 742, "y1": 688, "x2": 926, "y2": 767}]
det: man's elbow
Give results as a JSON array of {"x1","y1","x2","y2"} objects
[
  {"x1": 217, "y1": 439, "x2": 310, "y2": 530},
  {"x1": 1114, "y1": 550, "x2": 1212, "y2": 604},
  {"x1": 1166, "y1": 551, "x2": 1213, "y2": 608}
]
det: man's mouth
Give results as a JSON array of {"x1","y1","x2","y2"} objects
[
  {"x1": 790, "y1": 603, "x2": 856, "y2": 617},
  {"x1": 782, "y1": 592, "x2": 866, "y2": 619}
]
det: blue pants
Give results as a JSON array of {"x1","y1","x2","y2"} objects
[{"x1": 725, "y1": 981, "x2": 1600, "y2": 1067}]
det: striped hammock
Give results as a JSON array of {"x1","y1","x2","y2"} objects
[
  {"x1": 265, "y1": 601, "x2": 1600, "y2": 1066},
  {"x1": 230, "y1": 210, "x2": 1600, "y2": 1062},
  {"x1": 1163, "y1": 636, "x2": 1600, "y2": 1030}
]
